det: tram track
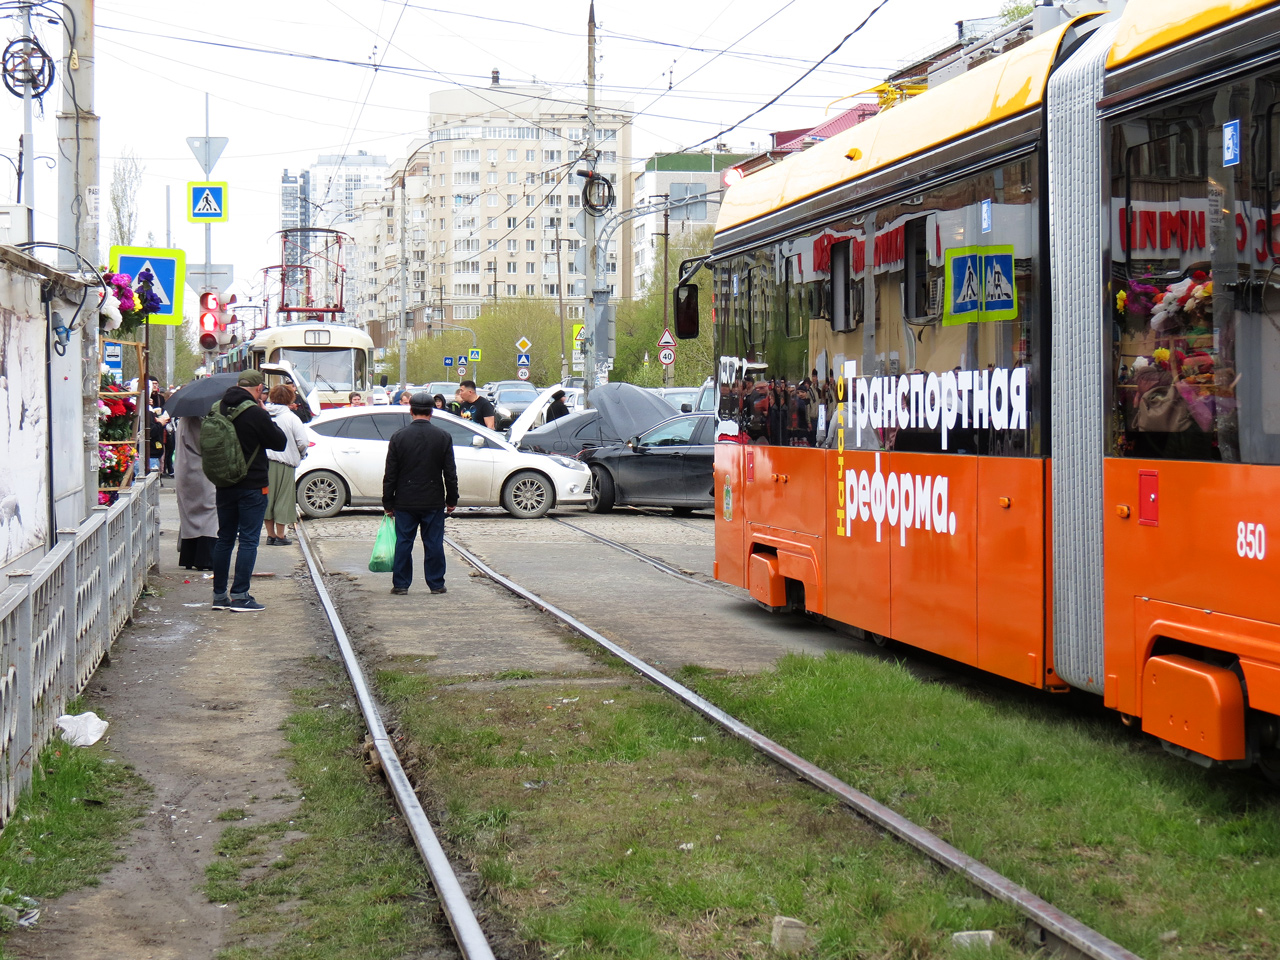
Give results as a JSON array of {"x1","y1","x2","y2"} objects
[{"x1": 295, "y1": 511, "x2": 1144, "y2": 960}]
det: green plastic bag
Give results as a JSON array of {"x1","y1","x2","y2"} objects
[{"x1": 369, "y1": 515, "x2": 396, "y2": 572}]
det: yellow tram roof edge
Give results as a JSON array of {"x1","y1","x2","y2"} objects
[
  {"x1": 1106, "y1": 0, "x2": 1277, "y2": 70},
  {"x1": 714, "y1": 19, "x2": 1090, "y2": 236}
]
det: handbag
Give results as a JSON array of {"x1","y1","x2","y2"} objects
[{"x1": 1132, "y1": 382, "x2": 1195, "y2": 432}]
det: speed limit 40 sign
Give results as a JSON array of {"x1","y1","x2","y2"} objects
[{"x1": 659, "y1": 346, "x2": 676, "y2": 365}]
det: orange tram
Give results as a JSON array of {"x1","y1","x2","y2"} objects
[{"x1": 682, "y1": 0, "x2": 1280, "y2": 776}]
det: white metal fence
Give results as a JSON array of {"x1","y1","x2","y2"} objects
[{"x1": 0, "y1": 474, "x2": 160, "y2": 831}]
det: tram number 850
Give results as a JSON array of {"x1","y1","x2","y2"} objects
[{"x1": 1237, "y1": 522, "x2": 1268, "y2": 560}]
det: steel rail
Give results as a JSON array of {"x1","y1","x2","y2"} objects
[
  {"x1": 548, "y1": 516, "x2": 736, "y2": 595},
  {"x1": 296, "y1": 523, "x2": 496, "y2": 960},
  {"x1": 444, "y1": 534, "x2": 1145, "y2": 960}
]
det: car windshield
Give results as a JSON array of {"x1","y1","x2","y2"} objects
[
  {"x1": 497, "y1": 387, "x2": 538, "y2": 402},
  {"x1": 641, "y1": 417, "x2": 699, "y2": 446},
  {"x1": 427, "y1": 382, "x2": 458, "y2": 395}
]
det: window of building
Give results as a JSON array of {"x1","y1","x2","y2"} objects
[
  {"x1": 455, "y1": 238, "x2": 480, "y2": 253},
  {"x1": 543, "y1": 216, "x2": 562, "y2": 230},
  {"x1": 487, "y1": 149, "x2": 498, "y2": 162},
  {"x1": 601, "y1": 151, "x2": 616, "y2": 163},
  {"x1": 507, "y1": 239, "x2": 519, "y2": 252},
  {"x1": 526, "y1": 172, "x2": 538, "y2": 185},
  {"x1": 487, "y1": 218, "x2": 496, "y2": 229},
  {"x1": 544, "y1": 150, "x2": 562, "y2": 163},
  {"x1": 507, "y1": 171, "x2": 517, "y2": 184},
  {"x1": 670, "y1": 182, "x2": 708, "y2": 221},
  {"x1": 412, "y1": 250, "x2": 425, "y2": 261},
  {"x1": 526, "y1": 284, "x2": 536, "y2": 296},
  {"x1": 525, "y1": 262, "x2": 535, "y2": 274},
  {"x1": 455, "y1": 260, "x2": 481, "y2": 274},
  {"x1": 543, "y1": 283, "x2": 559, "y2": 296},
  {"x1": 635, "y1": 224, "x2": 646, "y2": 244},
  {"x1": 452, "y1": 149, "x2": 480, "y2": 163},
  {"x1": 526, "y1": 217, "x2": 535, "y2": 229},
  {"x1": 543, "y1": 171, "x2": 558, "y2": 185},
  {"x1": 455, "y1": 304, "x2": 481, "y2": 319},
  {"x1": 568, "y1": 194, "x2": 580, "y2": 208},
  {"x1": 526, "y1": 195, "x2": 536, "y2": 207},
  {"x1": 487, "y1": 194, "x2": 498, "y2": 206},
  {"x1": 454, "y1": 283, "x2": 480, "y2": 296},
  {"x1": 506, "y1": 261, "x2": 518, "y2": 274},
  {"x1": 412, "y1": 270, "x2": 426, "y2": 282},
  {"x1": 507, "y1": 216, "x2": 519, "y2": 229},
  {"x1": 547, "y1": 195, "x2": 562, "y2": 208},
  {"x1": 526, "y1": 150, "x2": 536, "y2": 162},
  {"x1": 526, "y1": 239, "x2": 536, "y2": 252},
  {"x1": 507, "y1": 284, "x2": 518, "y2": 296},
  {"x1": 507, "y1": 149, "x2": 518, "y2": 162},
  {"x1": 487, "y1": 171, "x2": 498, "y2": 184}
]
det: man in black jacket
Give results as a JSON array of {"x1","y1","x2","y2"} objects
[
  {"x1": 383, "y1": 392, "x2": 459, "y2": 595},
  {"x1": 211, "y1": 370, "x2": 288, "y2": 612}
]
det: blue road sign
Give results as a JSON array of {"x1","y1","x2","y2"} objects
[
  {"x1": 469, "y1": 348, "x2": 482, "y2": 362},
  {"x1": 943, "y1": 245, "x2": 1018, "y2": 325},
  {"x1": 443, "y1": 356, "x2": 454, "y2": 367},
  {"x1": 457, "y1": 354, "x2": 467, "y2": 366},
  {"x1": 110, "y1": 245, "x2": 186, "y2": 325},
  {"x1": 188, "y1": 182, "x2": 228, "y2": 222},
  {"x1": 982, "y1": 253, "x2": 1015, "y2": 312},
  {"x1": 516, "y1": 353, "x2": 531, "y2": 367},
  {"x1": 981, "y1": 199, "x2": 992, "y2": 234},
  {"x1": 1224, "y1": 119, "x2": 1241, "y2": 167},
  {"x1": 949, "y1": 253, "x2": 982, "y2": 318}
]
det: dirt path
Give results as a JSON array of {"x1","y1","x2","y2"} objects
[{"x1": 7, "y1": 488, "x2": 328, "y2": 960}]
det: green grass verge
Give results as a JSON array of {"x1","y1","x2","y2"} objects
[
  {"x1": 0, "y1": 729, "x2": 148, "y2": 954},
  {"x1": 693, "y1": 652, "x2": 1280, "y2": 960},
  {"x1": 206, "y1": 663, "x2": 448, "y2": 960},
  {"x1": 381, "y1": 672, "x2": 1036, "y2": 959}
]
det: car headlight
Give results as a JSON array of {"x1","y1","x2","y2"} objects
[
  {"x1": 548, "y1": 455, "x2": 584, "y2": 470},
  {"x1": 497, "y1": 406, "x2": 512, "y2": 418}
]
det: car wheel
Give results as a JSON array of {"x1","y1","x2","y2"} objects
[
  {"x1": 502, "y1": 470, "x2": 553, "y2": 519},
  {"x1": 297, "y1": 470, "x2": 347, "y2": 519},
  {"x1": 588, "y1": 466, "x2": 615, "y2": 513}
]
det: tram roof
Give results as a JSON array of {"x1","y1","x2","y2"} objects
[
  {"x1": 714, "y1": 19, "x2": 1087, "y2": 235},
  {"x1": 1107, "y1": 0, "x2": 1275, "y2": 69}
]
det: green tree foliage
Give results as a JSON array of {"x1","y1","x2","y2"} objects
[
  {"x1": 611, "y1": 225, "x2": 715, "y2": 388},
  {"x1": 383, "y1": 298, "x2": 567, "y2": 387},
  {"x1": 381, "y1": 226, "x2": 716, "y2": 390},
  {"x1": 999, "y1": 0, "x2": 1033, "y2": 23}
]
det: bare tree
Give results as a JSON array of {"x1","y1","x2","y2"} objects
[{"x1": 108, "y1": 151, "x2": 144, "y2": 250}]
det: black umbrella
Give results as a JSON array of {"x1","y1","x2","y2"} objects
[{"x1": 164, "y1": 373, "x2": 241, "y2": 418}]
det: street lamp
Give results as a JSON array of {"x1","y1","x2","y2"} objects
[{"x1": 396, "y1": 140, "x2": 435, "y2": 392}]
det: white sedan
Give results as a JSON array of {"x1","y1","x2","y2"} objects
[{"x1": 296, "y1": 407, "x2": 592, "y2": 519}]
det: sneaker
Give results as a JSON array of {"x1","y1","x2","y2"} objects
[
  {"x1": 390, "y1": 587, "x2": 409, "y2": 595},
  {"x1": 430, "y1": 587, "x2": 447, "y2": 594},
  {"x1": 229, "y1": 596, "x2": 266, "y2": 612},
  {"x1": 211, "y1": 594, "x2": 231, "y2": 610}
]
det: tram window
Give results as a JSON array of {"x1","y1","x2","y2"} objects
[
  {"x1": 830, "y1": 239, "x2": 863, "y2": 332},
  {"x1": 1109, "y1": 75, "x2": 1280, "y2": 465},
  {"x1": 903, "y1": 218, "x2": 936, "y2": 320}
]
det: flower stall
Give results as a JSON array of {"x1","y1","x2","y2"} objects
[{"x1": 97, "y1": 267, "x2": 162, "y2": 502}]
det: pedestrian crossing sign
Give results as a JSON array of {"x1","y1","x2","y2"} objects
[
  {"x1": 109, "y1": 245, "x2": 186, "y2": 325},
  {"x1": 943, "y1": 245, "x2": 1018, "y2": 325},
  {"x1": 187, "y1": 182, "x2": 228, "y2": 222}
]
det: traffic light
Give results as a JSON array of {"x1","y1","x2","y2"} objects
[
  {"x1": 218, "y1": 294, "x2": 238, "y2": 347},
  {"x1": 198, "y1": 292, "x2": 221, "y2": 351}
]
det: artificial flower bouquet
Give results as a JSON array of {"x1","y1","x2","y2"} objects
[{"x1": 99, "y1": 268, "x2": 163, "y2": 337}]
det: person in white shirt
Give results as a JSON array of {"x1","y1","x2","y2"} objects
[{"x1": 263, "y1": 384, "x2": 309, "y2": 545}]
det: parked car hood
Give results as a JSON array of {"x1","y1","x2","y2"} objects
[{"x1": 584, "y1": 383, "x2": 677, "y2": 442}]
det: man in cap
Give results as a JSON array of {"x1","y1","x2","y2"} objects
[
  {"x1": 211, "y1": 370, "x2": 288, "y2": 612},
  {"x1": 382, "y1": 391, "x2": 459, "y2": 595}
]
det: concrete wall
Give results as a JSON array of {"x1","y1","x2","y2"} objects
[{"x1": 0, "y1": 246, "x2": 94, "y2": 574}]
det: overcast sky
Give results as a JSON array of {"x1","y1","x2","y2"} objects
[{"x1": 0, "y1": 0, "x2": 1006, "y2": 304}]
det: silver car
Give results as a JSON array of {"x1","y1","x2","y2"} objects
[{"x1": 296, "y1": 407, "x2": 592, "y2": 519}]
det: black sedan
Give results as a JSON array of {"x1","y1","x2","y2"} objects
[
  {"x1": 492, "y1": 384, "x2": 541, "y2": 430},
  {"x1": 583, "y1": 413, "x2": 715, "y2": 515}
]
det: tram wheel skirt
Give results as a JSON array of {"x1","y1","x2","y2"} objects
[{"x1": 1141, "y1": 654, "x2": 1246, "y2": 761}]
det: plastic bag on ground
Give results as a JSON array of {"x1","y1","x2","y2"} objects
[
  {"x1": 56, "y1": 711, "x2": 109, "y2": 747},
  {"x1": 369, "y1": 515, "x2": 396, "y2": 572}
]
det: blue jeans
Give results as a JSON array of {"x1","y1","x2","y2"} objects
[
  {"x1": 212, "y1": 487, "x2": 269, "y2": 598},
  {"x1": 392, "y1": 508, "x2": 446, "y2": 591}
]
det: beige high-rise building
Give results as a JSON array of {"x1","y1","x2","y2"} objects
[{"x1": 374, "y1": 74, "x2": 632, "y2": 348}]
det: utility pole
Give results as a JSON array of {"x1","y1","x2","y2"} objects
[
  {"x1": 164, "y1": 185, "x2": 173, "y2": 388},
  {"x1": 398, "y1": 161, "x2": 409, "y2": 390},
  {"x1": 661, "y1": 202, "x2": 671, "y2": 387},
  {"x1": 582, "y1": 1, "x2": 598, "y2": 399},
  {"x1": 56, "y1": 0, "x2": 97, "y2": 269},
  {"x1": 555, "y1": 222, "x2": 567, "y2": 381}
]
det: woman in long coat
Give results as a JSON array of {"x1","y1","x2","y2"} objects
[{"x1": 174, "y1": 416, "x2": 218, "y2": 569}]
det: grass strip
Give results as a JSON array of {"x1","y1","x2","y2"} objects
[
  {"x1": 693, "y1": 651, "x2": 1280, "y2": 960},
  {"x1": 380, "y1": 669, "x2": 1037, "y2": 960},
  {"x1": 207, "y1": 661, "x2": 449, "y2": 960},
  {"x1": 0, "y1": 722, "x2": 148, "y2": 957}
]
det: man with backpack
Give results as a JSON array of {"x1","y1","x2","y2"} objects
[{"x1": 203, "y1": 370, "x2": 287, "y2": 612}]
